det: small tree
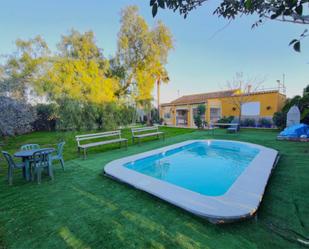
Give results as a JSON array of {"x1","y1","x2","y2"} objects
[
  {"x1": 225, "y1": 73, "x2": 263, "y2": 123},
  {"x1": 194, "y1": 104, "x2": 206, "y2": 129}
]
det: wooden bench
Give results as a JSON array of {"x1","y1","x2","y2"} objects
[
  {"x1": 76, "y1": 131, "x2": 128, "y2": 159},
  {"x1": 131, "y1": 126, "x2": 165, "y2": 145}
]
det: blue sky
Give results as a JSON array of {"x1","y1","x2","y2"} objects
[{"x1": 0, "y1": 0, "x2": 308, "y2": 103}]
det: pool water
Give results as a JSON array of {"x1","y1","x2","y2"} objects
[{"x1": 124, "y1": 141, "x2": 260, "y2": 196}]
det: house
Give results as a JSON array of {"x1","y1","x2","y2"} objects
[{"x1": 160, "y1": 89, "x2": 286, "y2": 128}]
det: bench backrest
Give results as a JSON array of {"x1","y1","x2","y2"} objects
[
  {"x1": 76, "y1": 130, "x2": 121, "y2": 146},
  {"x1": 131, "y1": 126, "x2": 159, "y2": 135}
]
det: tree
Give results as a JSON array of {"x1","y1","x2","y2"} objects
[
  {"x1": 41, "y1": 30, "x2": 118, "y2": 104},
  {"x1": 0, "y1": 36, "x2": 49, "y2": 100},
  {"x1": 116, "y1": 6, "x2": 173, "y2": 108},
  {"x1": 150, "y1": 0, "x2": 309, "y2": 52},
  {"x1": 193, "y1": 104, "x2": 206, "y2": 129},
  {"x1": 273, "y1": 89, "x2": 309, "y2": 127},
  {"x1": 151, "y1": 20, "x2": 173, "y2": 114},
  {"x1": 155, "y1": 67, "x2": 169, "y2": 119},
  {"x1": 304, "y1": 84, "x2": 309, "y2": 95},
  {"x1": 224, "y1": 73, "x2": 264, "y2": 122}
]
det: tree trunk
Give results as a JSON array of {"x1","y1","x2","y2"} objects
[
  {"x1": 157, "y1": 78, "x2": 161, "y2": 121},
  {"x1": 157, "y1": 79, "x2": 161, "y2": 111}
]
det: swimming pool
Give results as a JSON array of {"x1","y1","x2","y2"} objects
[{"x1": 104, "y1": 140, "x2": 279, "y2": 223}]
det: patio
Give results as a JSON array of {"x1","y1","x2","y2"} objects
[{"x1": 0, "y1": 128, "x2": 308, "y2": 248}]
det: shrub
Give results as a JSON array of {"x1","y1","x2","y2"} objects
[
  {"x1": 217, "y1": 116, "x2": 234, "y2": 128},
  {"x1": 56, "y1": 98, "x2": 83, "y2": 131},
  {"x1": 36, "y1": 97, "x2": 138, "y2": 132},
  {"x1": 33, "y1": 103, "x2": 57, "y2": 131},
  {"x1": 193, "y1": 115, "x2": 203, "y2": 129},
  {"x1": 273, "y1": 112, "x2": 286, "y2": 129},
  {"x1": 241, "y1": 118, "x2": 256, "y2": 127},
  {"x1": 258, "y1": 118, "x2": 272, "y2": 128},
  {"x1": 0, "y1": 96, "x2": 37, "y2": 136},
  {"x1": 101, "y1": 103, "x2": 118, "y2": 131},
  {"x1": 194, "y1": 104, "x2": 206, "y2": 129},
  {"x1": 151, "y1": 108, "x2": 159, "y2": 123},
  {"x1": 119, "y1": 105, "x2": 137, "y2": 125}
]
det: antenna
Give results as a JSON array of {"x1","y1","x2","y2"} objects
[{"x1": 282, "y1": 73, "x2": 286, "y2": 94}]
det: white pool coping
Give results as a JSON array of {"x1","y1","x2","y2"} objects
[{"x1": 104, "y1": 140, "x2": 279, "y2": 223}]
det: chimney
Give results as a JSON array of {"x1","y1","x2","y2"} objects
[{"x1": 247, "y1": 84, "x2": 252, "y2": 93}]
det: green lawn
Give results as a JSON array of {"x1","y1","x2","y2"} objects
[
  {"x1": 0, "y1": 126, "x2": 195, "y2": 161},
  {"x1": 0, "y1": 128, "x2": 308, "y2": 249}
]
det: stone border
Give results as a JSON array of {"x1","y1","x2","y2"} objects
[
  {"x1": 277, "y1": 136, "x2": 309, "y2": 142},
  {"x1": 104, "y1": 140, "x2": 279, "y2": 223}
]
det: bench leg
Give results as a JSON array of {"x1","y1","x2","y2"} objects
[
  {"x1": 78, "y1": 147, "x2": 80, "y2": 156},
  {"x1": 138, "y1": 138, "x2": 141, "y2": 146}
]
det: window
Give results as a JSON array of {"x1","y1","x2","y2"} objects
[
  {"x1": 164, "y1": 113, "x2": 171, "y2": 119},
  {"x1": 210, "y1": 107, "x2": 221, "y2": 121},
  {"x1": 241, "y1": 102, "x2": 260, "y2": 116}
]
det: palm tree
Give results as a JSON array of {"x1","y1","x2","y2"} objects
[{"x1": 155, "y1": 67, "x2": 169, "y2": 120}]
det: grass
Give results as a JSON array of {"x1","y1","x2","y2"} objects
[
  {"x1": 0, "y1": 126, "x2": 195, "y2": 161},
  {"x1": 0, "y1": 127, "x2": 309, "y2": 248}
]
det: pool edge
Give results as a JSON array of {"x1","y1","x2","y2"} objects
[{"x1": 103, "y1": 139, "x2": 279, "y2": 224}]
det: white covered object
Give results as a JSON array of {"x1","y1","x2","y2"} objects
[{"x1": 286, "y1": 105, "x2": 300, "y2": 127}]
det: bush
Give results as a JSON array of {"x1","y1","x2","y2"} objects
[
  {"x1": 0, "y1": 96, "x2": 37, "y2": 136},
  {"x1": 193, "y1": 104, "x2": 206, "y2": 129},
  {"x1": 241, "y1": 118, "x2": 256, "y2": 127},
  {"x1": 217, "y1": 116, "x2": 234, "y2": 128},
  {"x1": 33, "y1": 103, "x2": 57, "y2": 131},
  {"x1": 56, "y1": 98, "x2": 83, "y2": 131},
  {"x1": 193, "y1": 115, "x2": 203, "y2": 129},
  {"x1": 55, "y1": 98, "x2": 138, "y2": 131},
  {"x1": 273, "y1": 112, "x2": 286, "y2": 129},
  {"x1": 258, "y1": 118, "x2": 272, "y2": 128},
  {"x1": 151, "y1": 108, "x2": 159, "y2": 124}
]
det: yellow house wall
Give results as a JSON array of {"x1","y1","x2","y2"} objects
[
  {"x1": 277, "y1": 93, "x2": 286, "y2": 111},
  {"x1": 160, "y1": 92, "x2": 286, "y2": 126},
  {"x1": 172, "y1": 106, "x2": 176, "y2": 125},
  {"x1": 206, "y1": 99, "x2": 222, "y2": 123},
  {"x1": 186, "y1": 105, "x2": 191, "y2": 127},
  {"x1": 220, "y1": 92, "x2": 286, "y2": 117},
  {"x1": 160, "y1": 106, "x2": 175, "y2": 125}
]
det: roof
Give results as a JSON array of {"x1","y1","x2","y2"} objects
[
  {"x1": 162, "y1": 90, "x2": 237, "y2": 106},
  {"x1": 161, "y1": 89, "x2": 283, "y2": 106}
]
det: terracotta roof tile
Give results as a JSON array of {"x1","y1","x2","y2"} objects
[
  {"x1": 169, "y1": 90, "x2": 237, "y2": 105},
  {"x1": 161, "y1": 89, "x2": 283, "y2": 106}
]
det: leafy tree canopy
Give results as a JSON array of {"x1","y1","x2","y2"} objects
[
  {"x1": 41, "y1": 30, "x2": 118, "y2": 104},
  {"x1": 150, "y1": 0, "x2": 309, "y2": 51},
  {"x1": 0, "y1": 6, "x2": 174, "y2": 118},
  {"x1": 0, "y1": 36, "x2": 49, "y2": 99},
  {"x1": 116, "y1": 6, "x2": 173, "y2": 100}
]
